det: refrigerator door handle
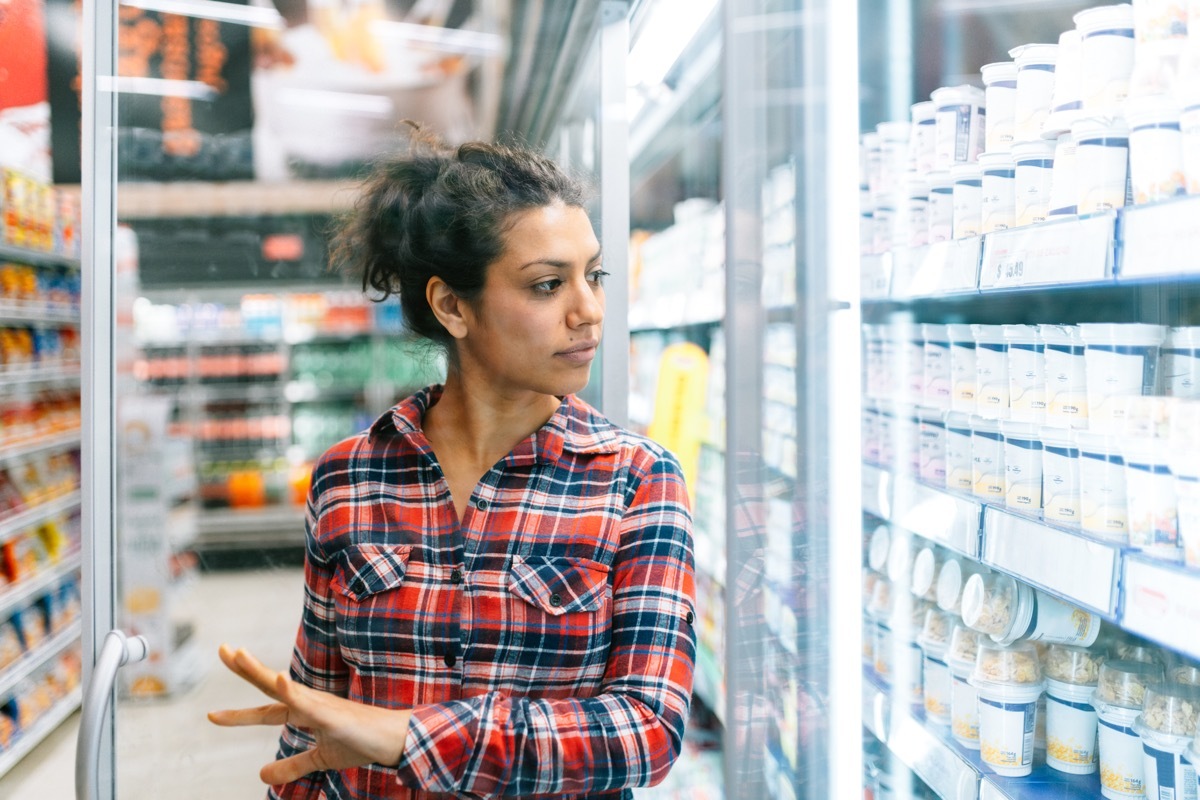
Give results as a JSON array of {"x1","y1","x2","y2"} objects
[{"x1": 75, "y1": 630, "x2": 150, "y2": 800}]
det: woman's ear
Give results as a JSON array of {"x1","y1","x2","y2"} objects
[{"x1": 426, "y1": 277, "x2": 470, "y2": 340}]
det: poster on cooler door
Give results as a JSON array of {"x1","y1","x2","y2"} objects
[{"x1": 0, "y1": 0, "x2": 52, "y2": 180}]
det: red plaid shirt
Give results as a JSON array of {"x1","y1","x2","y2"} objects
[{"x1": 270, "y1": 385, "x2": 696, "y2": 800}]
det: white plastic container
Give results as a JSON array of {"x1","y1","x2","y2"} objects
[
  {"x1": 877, "y1": 405, "x2": 896, "y2": 469},
  {"x1": 944, "y1": 411, "x2": 974, "y2": 492},
  {"x1": 932, "y1": 85, "x2": 986, "y2": 170},
  {"x1": 1077, "y1": 431, "x2": 1130, "y2": 541},
  {"x1": 906, "y1": 174, "x2": 930, "y2": 247},
  {"x1": 874, "y1": 204, "x2": 894, "y2": 254},
  {"x1": 1174, "y1": 451, "x2": 1200, "y2": 567},
  {"x1": 1123, "y1": 436, "x2": 1181, "y2": 560},
  {"x1": 1044, "y1": 644, "x2": 1105, "y2": 775},
  {"x1": 1045, "y1": 29, "x2": 1085, "y2": 138},
  {"x1": 923, "y1": 323, "x2": 952, "y2": 409},
  {"x1": 1079, "y1": 322, "x2": 1166, "y2": 432},
  {"x1": 911, "y1": 100, "x2": 938, "y2": 174},
  {"x1": 948, "y1": 324, "x2": 978, "y2": 413},
  {"x1": 1073, "y1": 115, "x2": 1133, "y2": 213},
  {"x1": 1077, "y1": 4, "x2": 1138, "y2": 113},
  {"x1": 951, "y1": 162, "x2": 984, "y2": 239},
  {"x1": 1182, "y1": 95, "x2": 1200, "y2": 194},
  {"x1": 1042, "y1": 426, "x2": 1083, "y2": 526},
  {"x1": 906, "y1": 325, "x2": 927, "y2": 404},
  {"x1": 1011, "y1": 43, "x2": 1059, "y2": 143},
  {"x1": 1048, "y1": 132, "x2": 1081, "y2": 217},
  {"x1": 901, "y1": 409, "x2": 923, "y2": 477},
  {"x1": 981, "y1": 61, "x2": 1019, "y2": 153},
  {"x1": 971, "y1": 415, "x2": 1006, "y2": 501},
  {"x1": 1005, "y1": 324, "x2": 1047, "y2": 423},
  {"x1": 863, "y1": 405, "x2": 882, "y2": 463},
  {"x1": 1041, "y1": 324, "x2": 1089, "y2": 427},
  {"x1": 1130, "y1": 0, "x2": 1189, "y2": 98},
  {"x1": 970, "y1": 641, "x2": 1046, "y2": 777},
  {"x1": 961, "y1": 572, "x2": 1025, "y2": 638},
  {"x1": 979, "y1": 151, "x2": 1017, "y2": 233},
  {"x1": 1163, "y1": 326, "x2": 1200, "y2": 397},
  {"x1": 926, "y1": 170, "x2": 955, "y2": 242},
  {"x1": 1133, "y1": 683, "x2": 1200, "y2": 800},
  {"x1": 1012, "y1": 139, "x2": 1057, "y2": 225},
  {"x1": 948, "y1": 623, "x2": 984, "y2": 749},
  {"x1": 864, "y1": 131, "x2": 884, "y2": 201},
  {"x1": 1094, "y1": 659, "x2": 1167, "y2": 799},
  {"x1": 973, "y1": 324, "x2": 1010, "y2": 418},
  {"x1": 868, "y1": 523, "x2": 892, "y2": 573},
  {"x1": 1127, "y1": 93, "x2": 1187, "y2": 204},
  {"x1": 877, "y1": 121, "x2": 911, "y2": 200},
  {"x1": 1002, "y1": 421, "x2": 1044, "y2": 510},
  {"x1": 911, "y1": 546, "x2": 944, "y2": 602},
  {"x1": 919, "y1": 408, "x2": 948, "y2": 485},
  {"x1": 919, "y1": 609, "x2": 954, "y2": 726}
]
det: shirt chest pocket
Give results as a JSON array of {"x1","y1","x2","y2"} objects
[{"x1": 331, "y1": 544, "x2": 423, "y2": 670}]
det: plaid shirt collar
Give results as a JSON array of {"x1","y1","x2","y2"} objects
[{"x1": 368, "y1": 384, "x2": 622, "y2": 465}]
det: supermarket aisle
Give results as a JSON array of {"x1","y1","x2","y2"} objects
[{"x1": 1, "y1": 567, "x2": 303, "y2": 799}]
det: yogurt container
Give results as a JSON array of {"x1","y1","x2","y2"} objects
[
  {"x1": 981, "y1": 61, "x2": 1019, "y2": 153},
  {"x1": 1042, "y1": 426, "x2": 1083, "y2": 526},
  {"x1": 979, "y1": 151, "x2": 1018, "y2": 233},
  {"x1": 911, "y1": 545, "x2": 945, "y2": 602},
  {"x1": 886, "y1": 528, "x2": 917, "y2": 587},
  {"x1": 1095, "y1": 659, "x2": 1166, "y2": 799},
  {"x1": 1072, "y1": 115, "x2": 1133, "y2": 213},
  {"x1": 932, "y1": 85, "x2": 986, "y2": 170},
  {"x1": 964, "y1": 570, "x2": 1102, "y2": 647},
  {"x1": 927, "y1": 170, "x2": 955, "y2": 243},
  {"x1": 919, "y1": 608, "x2": 955, "y2": 726},
  {"x1": 948, "y1": 623, "x2": 984, "y2": 749},
  {"x1": 919, "y1": 408, "x2": 948, "y2": 485},
  {"x1": 948, "y1": 324, "x2": 978, "y2": 413},
  {"x1": 961, "y1": 572, "x2": 1025, "y2": 638},
  {"x1": 1182, "y1": 93, "x2": 1200, "y2": 194},
  {"x1": 874, "y1": 621, "x2": 895, "y2": 683},
  {"x1": 1078, "y1": 431, "x2": 1130, "y2": 541},
  {"x1": 877, "y1": 405, "x2": 896, "y2": 469},
  {"x1": 868, "y1": 573, "x2": 894, "y2": 621},
  {"x1": 970, "y1": 640, "x2": 1046, "y2": 777},
  {"x1": 935, "y1": 556, "x2": 971, "y2": 613},
  {"x1": 1002, "y1": 420, "x2": 1044, "y2": 510},
  {"x1": 1048, "y1": 132, "x2": 1081, "y2": 217},
  {"x1": 905, "y1": 324, "x2": 927, "y2": 405},
  {"x1": 945, "y1": 411, "x2": 975, "y2": 491},
  {"x1": 1126, "y1": 93, "x2": 1187, "y2": 204},
  {"x1": 971, "y1": 415, "x2": 1007, "y2": 501},
  {"x1": 1115, "y1": 641, "x2": 1169, "y2": 667},
  {"x1": 1123, "y1": 435, "x2": 1181, "y2": 560},
  {"x1": 1045, "y1": 29, "x2": 1086, "y2": 138},
  {"x1": 1173, "y1": 451, "x2": 1200, "y2": 567},
  {"x1": 905, "y1": 174, "x2": 930, "y2": 247},
  {"x1": 1041, "y1": 323, "x2": 1089, "y2": 427},
  {"x1": 863, "y1": 404, "x2": 882, "y2": 463},
  {"x1": 874, "y1": 204, "x2": 895, "y2": 254},
  {"x1": 1010, "y1": 43, "x2": 1059, "y2": 143},
  {"x1": 1133, "y1": 683, "x2": 1200, "y2": 800},
  {"x1": 1045, "y1": 644, "x2": 1104, "y2": 775},
  {"x1": 911, "y1": 100, "x2": 938, "y2": 174},
  {"x1": 1163, "y1": 326, "x2": 1200, "y2": 398},
  {"x1": 923, "y1": 322, "x2": 952, "y2": 409},
  {"x1": 1077, "y1": 4, "x2": 1139, "y2": 113},
  {"x1": 951, "y1": 162, "x2": 984, "y2": 239},
  {"x1": 1079, "y1": 322, "x2": 1166, "y2": 433},
  {"x1": 877, "y1": 121, "x2": 911, "y2": 200},
  {"x1": 864, "y1": 132, "x2": 884, "y2": 200},
  {"x1": 1012, "y1": 138, "x2": 1057, "y2": 225},
  {"x1": 1168, "y1": 657, "x2": 1200, "y2": 687},
  {"x1": 973, "y1": 324, "x2": 1010, "y2": 418},
  {"x1": 868, "y1": 523, "x2": 892, "y2": 573},
  {"x1": 1005, "y1": 324, "x2": 1047, "y2": 423},
  {"x1": 1129, "y1": 0, "x2": 1189, "y2": 98}
]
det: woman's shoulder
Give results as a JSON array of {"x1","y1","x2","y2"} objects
[{"x1": 560, "y1": 395, "x2": 681, "y2": 472}]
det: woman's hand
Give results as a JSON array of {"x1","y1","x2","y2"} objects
[{"x1": 207, "y1": 644, "x2": 412, "y2": 785}]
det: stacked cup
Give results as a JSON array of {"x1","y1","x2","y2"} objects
[
  {"x1": 1044, "y1": 643, "x2": 1105, "y2": 774},
  {"x1": 970, "y1": 640, "x2": 1046, "y2": 777},
  {"x1": 1094, "y1": 659, "x2": 1166, "y2": 800}
]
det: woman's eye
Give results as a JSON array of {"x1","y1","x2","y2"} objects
[
  {"x1": 588, "y1": 270, "x2": 610, "y2": 286},
  {"x1": 532, "y1": 279, "x2": 562, "y2": 294}
]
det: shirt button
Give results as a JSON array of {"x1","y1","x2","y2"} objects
[
  {"x1": 686, "y1": 611, "x2": 695, "y2": 625},
  {"x1": 444, "y1": 652, "x2": 457, "y2": 668},
  {"x1": 450, "y1": 568, "x2": 463, "y2": 584},
  {"x1": 549, "y1": 593, "x2": 563, "y2": 607},
  {"x1": 475, "y1": 498, "x2": 489, "y2": 511}
]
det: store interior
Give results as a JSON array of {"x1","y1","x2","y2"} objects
[{"x1": 4, "y1": 0, "x2": 1200, "y2": 798}]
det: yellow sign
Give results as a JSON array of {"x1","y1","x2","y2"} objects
[{"x1": 647, "y1": 342, "x2": 710, "y2": 501}]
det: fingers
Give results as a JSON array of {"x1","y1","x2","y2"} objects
[
  {"x1": 261, "y1": 748, "x2": 325, "y2": 786},
  {"x1": 218, "y1": 643, "x2": 285, "y2": 701},
  {"x1": 208, "y1": 702, "x2": 290, "y2": 727}
]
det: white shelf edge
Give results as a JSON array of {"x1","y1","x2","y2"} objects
[
  {"x1": 0, "y1": 491, "x2": 83, "y2": 546},
  {"x1": 0, "y1": 552, "x2": 81, "y2": 621},
  {"x1": 0, "y1": 243, "x2": 80, "y2": 271},
  {"x1": 0, "y1": 686, "x2": 82, "y2": 779},
  {"x1": 0, "y1": 365, "x2": 82, "y2": 392},
  {"x1": 0, "y1": 621, "x2": 82, "y2": 701},
  {"x1": 1120, "y1": 555, "x2": 1200, "y2": 662},
  {"x1": 889, "y1": 474, "x2": 982, "y2": 558},
  {"x1": 0, "y1": 430, "x2": 82, "y2": 469}
]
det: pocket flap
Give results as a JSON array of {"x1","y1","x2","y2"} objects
[
  {"x1": 337, "y1": 544, "x2": 413, "y2": 601},
  {"x1": 508, "y1": 555, "x2": 609, "y2": 616}
]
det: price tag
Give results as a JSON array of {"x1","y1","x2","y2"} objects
[
  {"x1": 861, "y1": 254, "x2": 891, "y2": 299},
  {"x1": 981, "y1": 509, "x2": 1121, "y2": 616},
  {"x1": 979, "y1": 213, "x2": 1115, "y2": 289},
  {"x1": 1119, "y1": 196, "x2": 1200, "y2": 278},
  {"x1": 1122, "y1": 556, "x2": 1200, "y2": 662},
  {"x1": 892, "y1": 476, "x2": 981, "y2": 558}
]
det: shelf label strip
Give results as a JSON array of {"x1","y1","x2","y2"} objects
[
  {"x1": 1121, "y1": 556, "x2": 1200, "y2": 662},
  {"x1": 979, "y1": 213, "x2": 1114, "y2": 289},
  {"x1": 1119, "y1": 195, "x2": 1200, "y2": 278},
  {"x1": 892, "y1": 477, "x2": 981, "y2": 558}
]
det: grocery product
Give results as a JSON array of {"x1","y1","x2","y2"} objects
[
  {"x1": 909, "y1": 546, "x2": 943, "y2": 602},
  {"x1": 981, "y1": 62, "x2": 1019, "y2": 153},
  {"x1": 917, "y1": 408, "x2": 946, "y2": 484},
  {"x1": 1041, "y1": 426, "x2": 1082, "y2": 526},
  {"x1": 1076, "y1": 4, "x2": 1138, "y2": 113},
  {"x1": 1048, "y1": 132, "x2": 1081, "y2": 217},
  {"x1": 943, "y1": 411, "x2": 973, "y2": 491},
  {"x1": 947, "y1": 324, "x2": 977, "y2": 413},
  {"x1": 951, "y1": 162, "x2": 983, "y2": 239},
  {"x1": 1073, "y1": 115, "x2": 1134, "y2": 213},
  {"x1": 919, "y1": 608, "x2": 954, "y2": 726},
  {"x1": 926, "y1": 170, "x2": 954, "y2": 243},
  {"x1": 970, "y1": 640, "x2": 1045, "y2": 777},
  {"x1": 1045, "y1": 644, "x2": 1104, "y2": 775},
  {"x1": 1045, "y1": 29, "x2": 1085, "y2": 137},
  {"x1": 948, "y1": 623, "x2": 983, "y2": 749},
  {"x1": 1080, "y1": 321, "x2": 1167, "y2": 428},
  {"x1": 1012, "y1": 139, "x2": 1056, "y2": 226},
  {"x1": 961, "y1": 572, "x2": 1019, "y2": 637},
  {"x1": 979, "y1": 152, "x2": 1017, "y2": 233},
  {"x1": 931, "y1": 85, "x2": 986, "y2": 171},
  {"x1": 1127, "y1": 93, "x2": 1187, "y2": 204},
  {"x1": 910, "y1": 100, "x2": 937, "y2": 174},
  {"x1": 1001, "y1": 420, "x2": 1043, "y2": 510},
  {"x1": 1010, "y1": 43, "x2": 1059, "y2": 143},
  {"x1": 1077, "y1": 432, "x2": 1130, "y2": 541},
  {"x1": 1123, "y1": 435, "x2": 1181, "y2": 560},
  {"x1": 1133, "y1": 683, "x2": 1200, "y2": 799},
  {"x1": 970, "y1": 415, "x2": 1006, "y2": 500},
  {"x1": 921, "y1": 323, "x2": 951, "y2": 410},
  {"x1": 972, "y1": 324, "x2": 1010, "y2": 418}
]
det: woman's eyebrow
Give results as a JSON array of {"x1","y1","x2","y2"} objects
[{"x1": 519, "y1": 249, "x2": 604, "y2": 270}]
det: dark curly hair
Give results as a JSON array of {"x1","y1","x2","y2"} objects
[{"x1": 331, "y1": 125, "x2": 589, "y2": 350}]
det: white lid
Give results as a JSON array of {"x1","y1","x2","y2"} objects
[
  {"x1": 944, "y1": 410, "x2": 972, "y2": 430},
  {"x1": 906, "y1": 174, "x2": 929, "y2": 195},
  {"x1": 877, "y1": 120, "x2": 911, "y2": 141},
  {"x1": 978, "y1": 151, "x2": 1016, "y2": 169},
  {"x1": 970, "y1": 640, "x2": 1046, "y2": 695},
  {"x1": 911, "y1": 547, "x2": 940, "y2": 597},
  {"x1": 970, "y1": 323, "x2": 1006, "y2": 343},
  {"x1": 917, "y1": 405, "x2": 946, "y2": 424},
  {"x1": 1074, "y1": 3, "x2": 1134, "y2": 33},
  {"x1": 1074, "y1": 430, "x2": 1123, "y2": 454},
  {"x1": 926, "y1": 169, "x2": 953, "y2": 188},
  {"x1": 1125, "y1": 94, "x2": 1182, "y2": 129},
  {"x1": 922, "y1": 322, "x2": 949, "y2": 341},
  {"x1": 862, "y1": 132, "x2": 881, "y2": 147},
  {"x1": 946, "y1": 323, "x2": 975, "y2": 341},
  {"x1": 1038, "y1": 323, "x2": 1082, "y2": 344},
  {"x1": 1120, "y1": 435, "x2": 1169, "y2": 465},
  {"x1": 1012, "y1": 138, "x2": 1057, "y2": 160},
  {"x1": 970, "y1": 415, "x2": 1002, "y2": 433},
  {"x1": 936, "y1": 559, "x2": 964, "y2": 611},
  {"x1": 961, "y1": 572, "x2": 1018, "y2": 637},
  {"x1": 1038, "y1": 425, "x2": 1078, "y2": 448},
  {"x1": 887, "y1": 533, "x2": 914, "y2": 582},
  {"x1": 1002, "y1": 323, "x2": 1041, "y2": 343},
  {"x1": 1078, "y1": 322, "x2": 1167, "y2": 345},
  {"x1": 911, "y1": 100, "x2": 936, "y2": 121},
  {"x1": 981, "y1": 61, "x2": 1018, "y2": 84},
  {"x1": 868, "y1": 524, "x2": 891, "y2": 571},
  {"x1": 932, "y1": 84, "x2": 985, "y2": 107},
  {"x1": 1010, "y1": 42, "x2": 1059, "y2": 66},
  {"x1": 951, "y1": 162, "x2": 982, "y2": 179},
  {"x1": 1167, "y1": 327, "x2": 1200, "y2": 348},
  {"x1": 1001, "y1": 420, "x2": 1043, "y2": 440},
  {"x1": 1071, "y1": 114, "x2": 1132, "y2": 139},
  {"x1": 1057, "y1": 27, "x2": 1083, "y2": 49}
]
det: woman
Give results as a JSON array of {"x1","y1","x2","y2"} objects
[{"x1": 209, "y1": 130, "x2": 697, "y2": 800}]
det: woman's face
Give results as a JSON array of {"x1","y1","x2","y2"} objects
[{"x1": 457, "y1": 202, "x2": 606, "y2": 398}]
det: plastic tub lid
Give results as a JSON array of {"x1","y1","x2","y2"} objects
[
  {"x1": 947, "y1": 622, "x2": 983, "y2": 671},
  {"x1": 1074, "y1": 3, "x2": 1134, "y2": 32},
  {"x1": 946, "y1": 323, "x2": 976, "y2": 342},
  {"x1": 1169, "y1": 661, "x2": 1200, "y2": 688},
  {"x1": 1012, "y1": 139, "x2": 1057, "y2": 161},
  {"x1": 1166, "y1": 326, "x2": 1200, "y2": 348},
  {"x1": 1009, "y1": 42, "x2": 1059, "y2": 66},
  {"x1": 877, "y1": 120, "x2": 911, "y2": 141},
  {"x1": 1125, "y1": 94, "x2": 1182, "y2": 129},
  {"x1": 1003, "y1": 323, "x2": 1041, "y2": 343},
  {"x1": 1135, "y1": 682, "x2": 1200, "y2": 738},
  {"x1": 936, "y1": 558, "x2": 965, "y2": 611},
  {"x1": 868, "y1": 524, "x2": 891, "y2": 571},
  {"x1": 1038, "y1": 425, "x2": 1078, "y2": 449},
  {"x1": 1001, "y1": 420, "x2": 1043, "y2": 441},
  {"x1": 911, "y1": 100, "x2": 936, "y2": 121},
  {"x1": 922, "y1": 322, "x2": 949, "y2": 342},
  {"x1": 911, "y1": 546, "x2": 942, "y2": 598},
  {"x1": 961, "y1": 572, "x2": 1020, "y2": 637},
  {"x1": 1071, "y1": 115, "x2": 1132, "y2": 139},
  {"x1": 971, "y1": 323, "x2": 1006, "y2": 343},
  {"x1": 969, "y1": 640, "x2": 1046, "y2": 697},
  {"x1": 969, "y1": 415, "x2": 1002, "y2": 434},
  {"x1": 932, "y1": 84, "x2": 985, "y2": 107},
  {"x1": 981, "y1": 61, "x2": 1018, "y2": 84},
  {"x1": 1044, "y1": 643, "x2": 1105, "y2": 686},
  {"x1": 978, "y1": 151, "x2": 1016, "y2": 169},
  {"x1": 1094, "y1": 658, "x2": 1165, "y2": 709},
  {"x1": 1078, "y1": 322, "x2": 1166, "y2": 344},
  {"x1": 926, "y1": 169, "x2": 953, "y2": 188},
  {"x1": 951, "y1": 162, "x2": 983, "y2": 180},
  {"x1": 1038, "y1": 323, "x2": 1082, "y2": 344}
]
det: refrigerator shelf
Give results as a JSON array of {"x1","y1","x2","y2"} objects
[
  {"x1": 0, "y1": 303, "x2": 80, "y2": 328},
  {"x1": 0, "y1": 244, "x2": 80, "y2": 272},
  {"x1": 0, "y1": 550, "x2": 81, "y2": 621},
  {"x1": 0, "y1": 687, "x2": 82, "y2": 780},
  {"x1": 0, "y1": 429, "x2": 81, "y2": 470},
  {"x1": 0, "y1": 620, "x2": 81, "y2": 702},
  {"x1": 889, "y1": 475, "x2": 981, "y2": 559},
  {"x1": 0, "y1": 491, "x2": 83, "y2": 547},
  {"x1": 1120, "y1": 554, "x2": 1200, "y2": 663}
]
